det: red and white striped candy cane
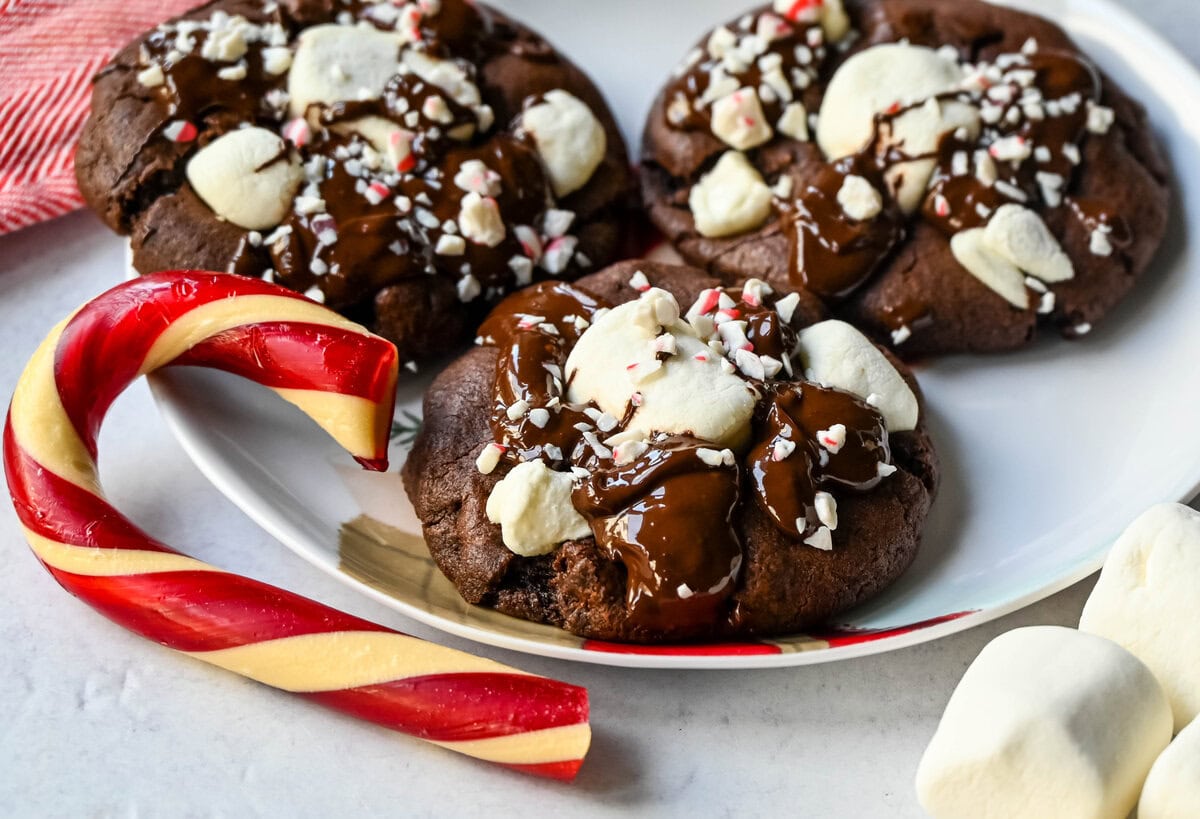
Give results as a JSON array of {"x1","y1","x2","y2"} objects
[{"x1": 4, "y1": 271, "x2": 590, "y2": 781}]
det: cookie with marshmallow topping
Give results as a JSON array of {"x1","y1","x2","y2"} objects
[
  {"x1": 76, "y1": 0, "x2": 633, "y2": 367},
  {"x1": 404, "y1": 260, "x2": 938, "y2": 643},
  {"x1": 642, "y1": 0, "x2": 1168, "y2": 356}
]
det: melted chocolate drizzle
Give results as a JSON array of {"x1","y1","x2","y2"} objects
[
  {"x1": 478, "y1": 281, "x2": 610, "y2": 466},
  {"x1": 572, "y1": 435, "x2": 743, "y2": 632},
  {"x1": 782, "y1": 159, "x2": 904, "y2": 300},
  {"x1": 747, "y1": 383, "x2": 889, "y2": 539},
  {"x1": 664, "y1": 14, "x2": 831, "y2": 134}
]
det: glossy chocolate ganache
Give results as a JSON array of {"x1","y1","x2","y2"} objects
[
  {"x1": 647, "y1": 0, "x2": 1159, "y2": 352},
  {"x1": 85, "y1": 0, "x2": 629, "y2": 363},
  {"x1": 473, "y1": 270, "x2": 911, "y2": 636}
]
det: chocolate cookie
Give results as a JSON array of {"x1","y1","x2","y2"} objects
[
  {"x1": 76, "y1": 0, "x2": 633, "y2": 366},
  {"x1": 641, "y1": 0, "x2": 1169, "y2": 357},
  {"x1": 403, "y1": 260, "x2": 938, "y2": 643}
]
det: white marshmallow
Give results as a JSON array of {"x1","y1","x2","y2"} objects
[
  {"x1": 836, "y1": 174, "x2": 882, "y2": 221},
  {"x1": 457, "y1": 192, "x2": 506, "y2": 247},
  {"x1": 916, "y1": 626, "x2": 1172, "y2": 819},
  {"x1": 817, "y1": 44, "x2": 964, "y2": 157},
  {"x1": 287, "y1": 24, "x2": 403, "y2": 119},
  {"x1": 328, "y1": 116, "x2": 411, "y2": 170},
  {"x1": 1139, "y1": 718, "x2": 1200, "y2": 818},
  {"x1": 817, "y1": 44, "x2": 980, "y2": 213},
  {"x1": 1081, "y1": 503, "x2": 1200, "y2": 733},
  {"x1": 521, "y1": 89, "x2": 606, "y2": 197},
  {"x1": 710, "y1": 86, "x2": 773, "y2": 150},
  {"x1": 983, "y1": 204, "x2": 1074, "y2": 283},
  {"x1": 565, "y1": 289, "x2": 757, "y2": 449},
  {"x1": 688, "y1": 151, "x2": 773, "y2": 238},
  {"x1": 776, "y1": 102, "x2": 809, "y2": 141},
  {"x1": 485, "y1": 460, "x2": 591, "y2": 556},
  {"x1": 400, "y1": 50, "x2": 481, "y2": 109},
  {"x1": 883, "y1": 97, "x2": 981, "y2": 212},
  {"x1": 819, "y1": 0, "x2": 851, "y2": 41},
  {"x1": 186, "y1": 127, "x2": 303, "y2": 230},
  {"x1": 794, "y1": 320, "x2": 919, "y2": 432},
  {"x1": 950, "y1": 227, "x2": 1030, "y2": 309}
]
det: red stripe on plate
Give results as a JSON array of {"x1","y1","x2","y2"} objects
[
  {"x1": 582, "y1": 639, "x2": 782, "y2": 656},
  {"x1": 810, "y1": 611, "x2": 977, "y2": 648}
]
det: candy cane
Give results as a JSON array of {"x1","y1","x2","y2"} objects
[{"x1": 4, "y1": 271, "x2": 590, "y2": 781}]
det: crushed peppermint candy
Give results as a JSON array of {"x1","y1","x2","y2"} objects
[
  {"x1": 803, "y1": 525, "x2": 833, "y2": 551},
  {"x1": 814, "y1": 491, "x2": 838, "y2": 530},
  {"x1": 475, "y1": 443, "x2": 506, "y2": 474},
  {"x1": 696, "y1": 447, "x2": 736, "y2": 467},
  {"x1": 772, "y1": 438, "x2": 796, "y2": 461},
  {"x1": 1086, "y1": 101, "x2": 1115, "y2": 134},
  {"x1": 774, "y1": 291, "x2": 800, "y2": 323},
  {"x1": 1089, "y1": 227, "x2": 1114, "y2": 257},
  {"x1": 816, "y1": 423, "x2": 846, "y2": 454},
  {"x1": 456, "y1": 273, "x2": 481, "y2": 302},
  {"x1": 613, "y1": 439, "x2": 650, "y2": 465},
  {"x1": 506, "y1": 399, "x2": 530, "y2": 421},
  {"x1": 162, "y1": 120, "x2": 197, "y2": 143}
]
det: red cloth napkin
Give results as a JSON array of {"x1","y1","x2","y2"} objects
[{"x1": 0, "y1": 0, "x2": 195, "y2": 234}]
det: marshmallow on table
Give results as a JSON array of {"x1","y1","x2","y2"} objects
[
  {"x1": 793, "y1": 320, "x2": 919, "y2": 432},
  {"x1": 1139, "y1": 718, "x2": 1200, "y2": 818},
  {"x1": 186, "y1": 127, "x2": 303, "y2": 230},
  {"x1": 916, "y1": 626, "x2": 1171, "y2": 819},
  {"x1": 1081, "y1": 503, "x2": 1200, "y2": 733}
]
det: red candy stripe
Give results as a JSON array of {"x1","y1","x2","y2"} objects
[{"x1": 5, "y1": 271, "x2": 591, "y2": 779}]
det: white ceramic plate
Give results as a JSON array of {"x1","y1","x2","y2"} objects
[{"x1": 149, "y1": 0, "x2": 1200, "y2": 668}]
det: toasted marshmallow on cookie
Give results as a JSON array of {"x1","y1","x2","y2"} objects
[
  {"x1": 794, "y1": 320, "x2": 918, "y2": 431},
  {"x1": 286, "y1": 24, "x2": 403, "y2": 120},
  {"x1": 565, "y1": 288, "x2": 758, "y2": 449},
  {"x1": 521, "y1": 90, "x2": 607, "y2": 197},
  {"x1": 689, "y1": 151, "x2": 774, "y2": 238},
  {"x1": 485, "y1": 460, "x2": 592, "y2": 556},
  {"x1": 817, "y1": 44, "x2": 981, "y2": 212},
  {"x1": 186, "y1": 127, "x2": 303, "y2": 230}
]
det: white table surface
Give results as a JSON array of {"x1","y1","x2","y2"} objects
[{"x1": 2, "y1": 1, "x2": 1197, "y2": 815}]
